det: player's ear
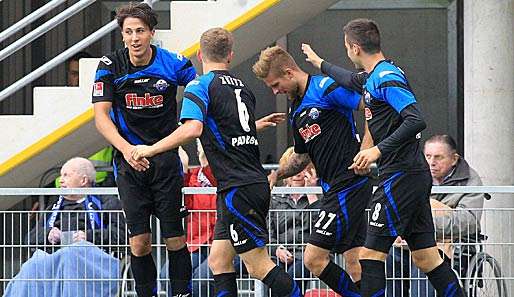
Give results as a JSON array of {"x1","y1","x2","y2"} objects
[
  {"x1": 197, "y1": 50, "x2": 203, "y2": 63},
  {"x1": 226, "y1": 51, "x2": 234, "y2": 64},
  {"x1": 284, "y1": 68, "x2": 294, "y2": 79}
]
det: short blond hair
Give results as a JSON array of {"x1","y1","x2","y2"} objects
[
  {"x1": 278, "y1": 147, "x2": 295, "y2": 169},
  {"x1": 200, "y1": 27, "x2": 233, "y2": 63},
  {"x1": 252, "y1": 45, "x2": 299, "y2": 79}
]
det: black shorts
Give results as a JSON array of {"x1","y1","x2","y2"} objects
[
  {"x1": 114, "y1": 150, "x2": 185, "y2": 238},
  {"x1": 213, "y1": 183, "x2": 270, "y2": 254},
  {"x1": 308, "y1": 176, "x2": 371, "y2": 253},
  {"x1": 365, "y1": 170, "x2": 436, "y2": 253}
]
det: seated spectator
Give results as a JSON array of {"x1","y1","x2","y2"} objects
[
  {"x1": 269, "y1": 147, "x2": 321, "y2": 292},
  {"x1": 387, "y1": 135, "x2": 486, "y2": 297},
  {"x1": 5, "y1": 157, "x2": 126, "y2": 297}
]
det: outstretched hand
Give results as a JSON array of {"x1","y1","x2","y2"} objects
[
  {"x1": 256, "y1": 113, "x2": 286, "y2": 131},
  {"x1": 301, "y1": 43, "x2": 323, "y2": 69}
]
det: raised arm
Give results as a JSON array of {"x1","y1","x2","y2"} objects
[{"x1": 268, "y1": 152, "x2": 311, "y2": 188}]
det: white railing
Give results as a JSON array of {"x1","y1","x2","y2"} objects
[{"x1": 0, "y1": 186, "x2": 512, "y2": 297}]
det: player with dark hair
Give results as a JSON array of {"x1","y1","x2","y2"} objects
[
  {"x1": 92, "y1": 3, "x2": 196, "y2": 297},
  {"x1": 302, "y1": 18, "x2": 464, "y2": 297},
  {"x1": 131, "y1": 27, "x2": 297, "y2": 297},
  {"x1": 253, "y1": 45, "x2": 372, "y2": 297}
]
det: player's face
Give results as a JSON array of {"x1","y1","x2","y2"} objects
[
  {"x1": 344, "y1": 35, "x2": 362, "y2": 69},
  {"x1": 122, "y1": 17, "x2": 155, "y2": 62},
  {"x1": 263, "y1": 71, "x2": 298, "y2": 98},
  {"x1": 424, "y1": 142, "x2": 458, "y2": 181}
]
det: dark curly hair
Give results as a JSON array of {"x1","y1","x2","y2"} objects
[{"x1": 115, "y1": 2, "x2": 158, "y2": 30}]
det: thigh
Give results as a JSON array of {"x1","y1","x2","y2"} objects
[
  {"x1": 149, "y1": 152, "x2": 186, "y2": 238},
  {"x1": 114, "y1": 157, "x2": 153, "y2": 237},
  {"x1": 367, "y1": 171, "x2": 433, "y2": 238},
  {"x1": 308, "y1": 177, "x2": 370, "y2": 253},
  {"x1": 215, "y1": 183, "x2": 270, "y2": 254}
]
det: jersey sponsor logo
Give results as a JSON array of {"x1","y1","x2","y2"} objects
[
  {"x1": 379, "y1": 70, "x2": 395, "y2": 78},
  {"x1": 125, "y1": 93, "x2": 164, "y2": 109},
  {"x1": 308, "y1": 108, "x2": 320, "y2": 120},
  {"x1": 319, "y1": 77, "x2": 330, "y2": 88},
  {"x1": 134, "y1": 78, "x2": 150, "y2": 84},
  {"x1": 93, "y1": 82, "x2": 104, "y2": 97},
  {"x1": 299, "y1": 123, "x2": 321, "y2": 143},
  {"x1": 154, "y1": 79, "x2": 169, "y2": 91},
  {"x1": 231, "y1": 135, "x2": 258, "y2": 147},
  {"x1": 100, "y1": 56, "x2": 112, "y2": 65},
  {"x1": 365, "y1": 107, "x2": 373, "y2": 120}
]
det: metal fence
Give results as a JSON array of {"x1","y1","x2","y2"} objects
[{"x1": 0, "y1": 186, "x2": 513, "y2": 297}]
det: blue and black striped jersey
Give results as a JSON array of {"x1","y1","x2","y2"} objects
[
  {"x1": 92, "y1": 45, "x2": 196, "y2": 147},
  {"x1": 290, "y1": 75, "x2": 361, "y2": 193},
  {"x1": 363, "y1": 60, "x2": 428, "y2": 173},
  {"x1": 180, "y1": 70, "x2": 267, "y2": 191}
]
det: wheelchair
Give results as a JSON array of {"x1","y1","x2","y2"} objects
[{"x1": 457, "y1": 234, "x2": 508, "y2": 297}]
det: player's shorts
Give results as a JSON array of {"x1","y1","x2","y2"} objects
[
  {"x1": 365, "y1": 170, "x2": 436, "y2": 253},
  {"x1": 213, "y1": 182, "x2": 270, "y2": 254},
  {"x1": 308, "y1": 176, "x2": 371, "y2": 253},
  {"x1": 114, "y1": 150, "x2": 186, "y2": 238}
]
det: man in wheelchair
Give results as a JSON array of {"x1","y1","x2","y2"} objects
[{"x1": 386, "y1": 135, "x2": 487, "y2": 296}]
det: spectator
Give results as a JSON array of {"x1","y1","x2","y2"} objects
[
  {"x1": 5, "y1": 157, "x2": 126, "y2": 297},
  {"x1": 269, "y1": 147, "x2": 321, "y2": 292},
  {"x1": 67, "y1": 51, "x2": 92, "y2": 87},
  {"x1": 387, "y1": 135, "x2": 486, "y2": 296}
]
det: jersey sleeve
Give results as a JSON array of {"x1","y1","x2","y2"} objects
[
  {"x1": 180, "y1": 79, "x2": 210, "y2": 123},
  {"x1": 323, "y1": 80, "x2": 361, "y2": 111},
  {"x1": 377, "y1": 72, "x2": 416, "y2": 113},
  {"x1": 292, "y1": 122, "x2": 308, "y2": 154},
  {"x1": 91, "y1": 56, "x2": 115, "y2": 103},
  {"x1": 175, "y1": 56, "x2": 197, "y2": 86},
  {"x1": 320, "y1": 61, "x2": 366, "y2": 94}
]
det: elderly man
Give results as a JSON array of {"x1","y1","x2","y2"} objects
[
  {"x1": 387, "y1": 135, "x2": 486, "y2": 297},
  {"x1": 5, "y1": 157, "x2": 125, "y2": 297}
]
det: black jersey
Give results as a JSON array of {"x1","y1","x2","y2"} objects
[
  {"x1": 91, "y1": 45, "x2": 196, "y2": 146},
  {"x1": 179, "y1": 70, "x2": 267, "y2": 191},
  {"x1": 291, "y1": 75, "x2": 362, "y2": 193},
  {"x1": 363, "y1": 60, "x2": 428, "y2": 173}
]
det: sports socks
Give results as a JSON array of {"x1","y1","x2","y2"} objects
[
  {"x1": 131, "y1": 252, "x2": 157, "y2": 297},
  {"x1": 262, "y1": 265, "x2": 302, "y2": 297},
  {"x1": 318, "y1": 261, "x2": 360, "y2": 296},
  {"x1": 213, "y1": 272, "x2": 238, "y2": 297},
  {"x1": 360, "y1": 259, "x2": 385, "y2": 297},
  {"x1": 168, "y1": 246, "x2": 193, "y2": 297},
  {"x1": 426, "y1": 261, "x2": 465, "y2": 297}
]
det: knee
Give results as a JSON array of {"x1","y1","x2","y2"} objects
[
  {"x1": 208, "y1": 254, "x2": 233, "y2": 274},
  {"x1": 129, "y1": 236, "x2": 152, "y2": 256},
  {"x1": 165, "y1": 236, "x2": 186, "y2": 251},
  {"x1": 303, "y1": 249, "x2": 328, "y2": 276},
  {"x1": 411, "y1": 249, "x2": 442, "y2": 273}
]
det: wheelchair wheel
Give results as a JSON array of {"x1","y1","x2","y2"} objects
[{"x1": 464, "y1": 252, "x2": 508, "y2": 297}]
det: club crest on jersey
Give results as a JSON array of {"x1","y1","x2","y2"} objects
[
  {"x1": 125, "y1": 93, "x2": 164, "y2": 109},
  {"x1": 154, "y1": 79, "x2": 169, "y2": 91},
  {"x1": 365, "y1": 107, "x2": 373, "y2": 120},
  {"x1": 299, "y1": 123, "x2": 321, "y2": 143},
  {"x1": 308, "y1": 108, "x2": 320, "y2": 120},
  {"x1": 93, "y1": 82, "x2": 104, "y2": 97}
]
